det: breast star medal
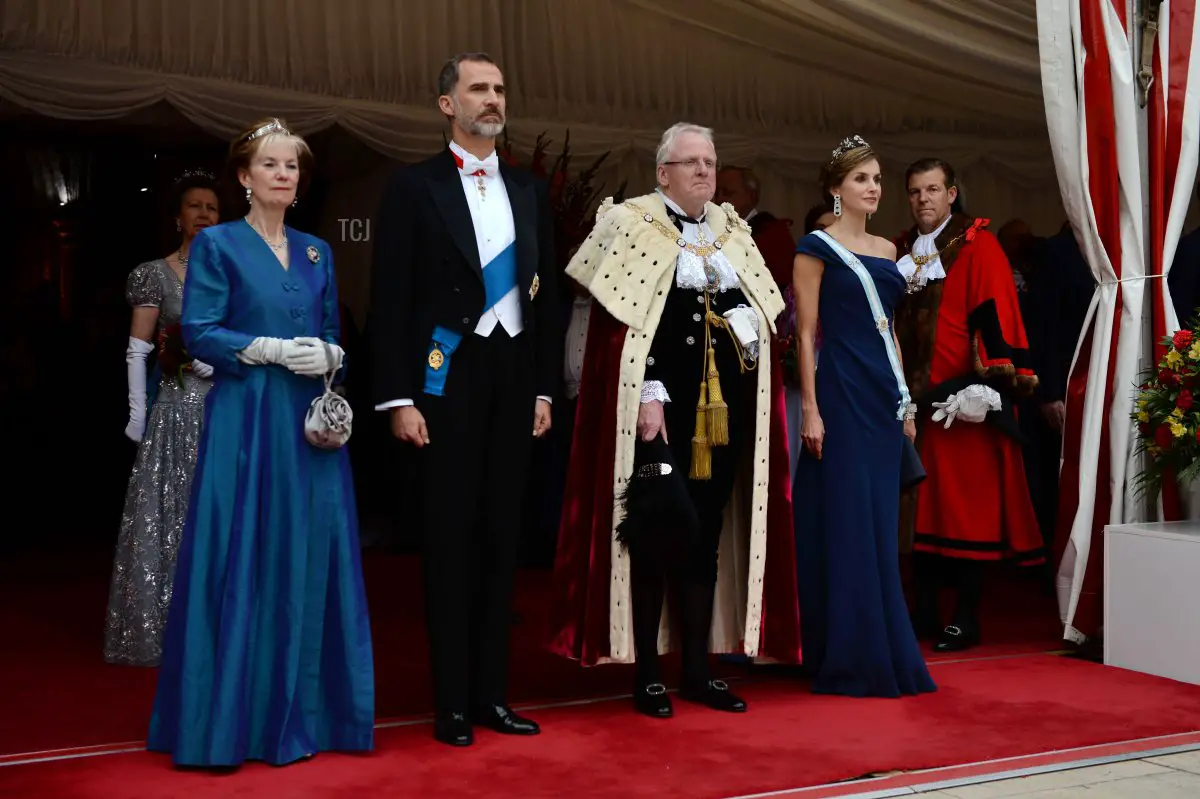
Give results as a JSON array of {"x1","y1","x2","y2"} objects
[
  {"x1": 428, "y1": 346, "x2": 445, "y2": 371},
  {"x1": 529, "y1": 273, "x2": 540, "y2": 300},
  {"x1": 306, "y1": 245, "x2": 320, "y2": 264}
]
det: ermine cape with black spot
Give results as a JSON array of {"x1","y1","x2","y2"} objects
[{"x1": 547, "y1": 192, "x2": 801, "y2": 665}]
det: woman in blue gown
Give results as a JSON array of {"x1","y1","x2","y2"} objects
[
  {"x1": 791, "y1": 135, "x2": 936, "y2": 698},
  {"x1": 147, "y1": 118, "x2": 375, "y2": 767}
]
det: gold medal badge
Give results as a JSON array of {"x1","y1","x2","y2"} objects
[
  {"x1": 529, "y1": 273, "x2": 540, "y2": 300},
  {"x1": 428, "y1": 346, "x2": 445, "y2": 370}
]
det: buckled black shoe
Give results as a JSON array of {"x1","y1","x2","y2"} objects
[
  {"x1": 471, "y1": 704, "x2": 541, "y2": 735},
  {"x1": 679, "y1": 679, "x2": 747, "y2": 712},
  {"x1": 633, "y1": 682, "x2": 673, "y2": 718},
  {"x1": 933, "y1": 624, "x2": 980, "y2": 652},
  {"x1": 434, "y1": 711, "x2": 474, "y2": 747}
]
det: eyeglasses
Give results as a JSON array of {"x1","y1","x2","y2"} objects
[{"x1": 662, "y1": 158, "x2": 719, "y2": 172}]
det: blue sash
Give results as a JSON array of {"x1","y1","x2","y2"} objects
[
  {"x1": 814, "y1": 231, "x2": 911, "y2": 420},
  {"x1": 423, "y1": 326, "x2": 464, "y2": 396},
  {"x1": 482, "y1": 243, "x2": 518, "y2": 312}
]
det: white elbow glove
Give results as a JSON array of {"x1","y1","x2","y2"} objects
[
  {"x1": 190, "y1": 359, "x2": 214, "y2": 379},
  {"x1": 931, "y1": 384, "x2": 1002, "y2": 428},
  {"x1": 124, "y1": 336, "x2": 154, "y2": 442}
]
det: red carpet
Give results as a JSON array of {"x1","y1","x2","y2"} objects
[
  {"x1": 0, "y1": 548, "x2": 1063, "y2": 757},
  {"x1": 4, "y1": 654, "x2": 1200, "y2": 798}
]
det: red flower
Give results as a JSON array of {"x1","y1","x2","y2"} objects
[
  {"x1": 1174, "y1": 330, "x2": 1194, "y2": 350},
  {"x1": 1160, "y1": 369, "x2": 1177, "y2": 387},
  {"x1": 1139, "y1": 422, "x2": 1151, "y2": 435},
  {"x1": 1155, "y1": 424, "x2": 1174, "y2": 449},
  {"x1": 1179, "y1": 389, "x2": 1195, "y2": 412},
  {"x1": 157, "y1": 323, "x2": 193, "y2": 387}
]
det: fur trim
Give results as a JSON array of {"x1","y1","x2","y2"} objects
[{"x1": 564, "y1": 192, "x2": 780, "y2": 662}]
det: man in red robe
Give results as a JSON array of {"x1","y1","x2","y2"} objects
[
  {"x1": 893, "y1": 158, "x2": 1043, "y2": 653},
  {"x1": 716, "y1": 166, "x2": 796, "y2": 289},
  {"x1": 549, "y1": 125, "x2": 799, "y2": 717}
]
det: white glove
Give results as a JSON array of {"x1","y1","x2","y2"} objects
[
  {"x1": 125, "y1": 336, "x2": 154, "y2": 442},
  {"x1": 722, "y1": 305, "x2": 761, "y2": 360},
  {"x1": 190, "y1": 359, "x2": 214, "y2": 379},
  {"x1": 931, "y1": 384, "x2": 1002, "y2": 428},
  {"x1": 236, "y1": 337, "x2": 308, "y2": 368},
  {"x1": 288, "y1": 336, "x2": 344, "y2": 377}
]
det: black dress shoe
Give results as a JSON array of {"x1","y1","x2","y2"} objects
[
  {"x1": 471, "y1": 704, "x2": 540, "y2": 735},
  {"x1": 679, "y1": 679, "x2": 747, "y2": 712},
  {"x1": 434, "y1": 711, "x2": 474, "y2": 747},
  {"x1": 633, "y1": 682, "x2": 673, "y2": 718},
  {"x1": 933, "y1": 624, "x2": 980, "y2": 652}
]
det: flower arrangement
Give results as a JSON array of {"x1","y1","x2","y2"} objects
[
  {"x1": 1131, "y1": 325, "x2": 1200, "y2": 498},
  {"x1": 157, "y1": 323, "x2": 194, "y2": 387},
  {"x1": 498, "y1": 129, "x2": 627, "y2": 267}
]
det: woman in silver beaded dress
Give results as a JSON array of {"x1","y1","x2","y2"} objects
[{"x1": 104, "y1": 171, "x2": 221, "y2": 666}]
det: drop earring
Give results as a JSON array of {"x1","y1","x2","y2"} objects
[
  {"x1": 833, "y1": 194, "x2": 842, "y2": 217},
  {"x1": 245, "y1": 186, "x2": 252, "y2": 205},
  {"x1": 175, "y1": 219, "x2": 181, "y2": 232},
  {"x1": 292, "y1": 198, "x2": 298, "y2": 208}
]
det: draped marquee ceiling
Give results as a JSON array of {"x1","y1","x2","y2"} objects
[{"x1": 0, "y1": 0, "x2": 1063, "y2": 312}]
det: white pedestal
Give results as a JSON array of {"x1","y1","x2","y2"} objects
[{"x1": 1104, "y1": 521, "x2": 1200, "y2": 685}]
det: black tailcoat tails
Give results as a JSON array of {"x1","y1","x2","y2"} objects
[{"x1": 367, "y1": 147, "x2": 561, "y2": 714}]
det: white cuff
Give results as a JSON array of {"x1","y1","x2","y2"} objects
[
  {"x1": 376, "y1": 399, "x2": 414, "y2": 411},
  {"x1": 536, "y1": 395, "x2": 552, "y2": 404},
  {"x1": 640, "y1": 380, "x2": 670, "y2": 404}
]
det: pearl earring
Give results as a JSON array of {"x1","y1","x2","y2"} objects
[
  {"x1": 245, "y1": 186, "x2": 252, "y2": 204},
  {"x1": 833, "y1": 195, "x2": 842, "y2": 217},
  {"x1": 175, "y1": 219, "x2": 181, "y2": 232}
]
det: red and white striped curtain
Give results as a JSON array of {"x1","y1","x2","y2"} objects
[
  {"x1": 1039, "y1": 0, "x2": 1198, "y2": 643},
  {"x1": 1150, "y1": 1, "x2": 1200, "y2": 517}
]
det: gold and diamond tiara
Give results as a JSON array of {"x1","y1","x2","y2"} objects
[{"x1": 831, "y1": 134, "x2": 870, "y2": 163}]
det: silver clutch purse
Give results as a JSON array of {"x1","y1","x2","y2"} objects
[{"x1": 304, "y1": 341, "x2": 353, "y2": 449}]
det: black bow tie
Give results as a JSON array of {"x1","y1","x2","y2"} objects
[{"x1": 667, "y1": 210, "x2": 705, "y2": 232}]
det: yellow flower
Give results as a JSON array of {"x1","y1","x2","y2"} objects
[
  {"x1": 1189, "y1": 341, "x2": 1200, "y2": 361},
  {"x1": 1167, "y1": 350, "x2": 1184, "y2": 368},
  {"x1": 1137, "y1": 410, "x2": 1150, "y2": 423},
  {"x1": 1170, "y1": 419, "x2": 1187, "y2": 438},
  {"x1": 1172, "y1": 407, "x2": 1185, "y2": 419}
]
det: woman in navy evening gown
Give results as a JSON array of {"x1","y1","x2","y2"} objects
[
  {"x1": 791, "y1": 135, "x2": 936, "y2": 698},
  {"x1": 147, "y1": 118, "x2": 375, "y2": 767}
]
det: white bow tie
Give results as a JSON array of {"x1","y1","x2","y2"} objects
[{"x1": 458, "y1": 153, "x2": 498, "y2": 178}]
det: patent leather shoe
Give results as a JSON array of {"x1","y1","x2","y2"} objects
[
  {"x1": 434, "y1": 711, "x2": 474, "y2": 747},
  {"x1": 679, "y1": 679, "x2": 747, "y2": 712},
  {"x1": 633, "y1": 682, "x2": 673, "y2": 718},
  {"x1": 472, "y1": 704, "x2": 540, "y2": 735},
  {"x1": 933, "y1": 624, "x2": 980, "y2": 652}
]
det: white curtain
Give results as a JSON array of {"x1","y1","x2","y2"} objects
[
  {"x1": 1039, "y1": 0, "x2": 1148, "y2": 644},
  {"x1": 0, "y1": 0, "x2": 1066, "y2": 241}
]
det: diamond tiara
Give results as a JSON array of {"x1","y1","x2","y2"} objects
[
  {"x1": 246, "y1": 120, "x2": 288, "y2": 142},
  {"x1": 831, "y1": 134, "x2": 870, "y2": 162},
  {"x1": 173, "y1": 168, "x2": 215, "y2": 184}
]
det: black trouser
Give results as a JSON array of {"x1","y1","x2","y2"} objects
[
  {"x1": 418, "y1": 330, "x2": 534, "y2": 713},
  {"x1": 913, "y1": 553, "x2": 984, "y2": 632}
]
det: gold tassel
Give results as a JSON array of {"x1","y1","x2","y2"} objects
[
  {"x1": 690, "y1": 381, "x2": 712, "y2": 480},
  {"x1": 705, "y1": 343, "x2": 729, "y2": 446}
]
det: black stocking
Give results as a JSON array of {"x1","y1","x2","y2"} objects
[
  {"x1": 678, "y1": 576, "x2": 717, "y2": 690},
  {"x1": 630, "y1": 547, "x2": 666, "y2": 687},
  {"x1": 950, "y1": 559, "x2": 984, "y2": 632},
  {"x1": 912, "y1": 552, "x2": 943, "y2": 631}
]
